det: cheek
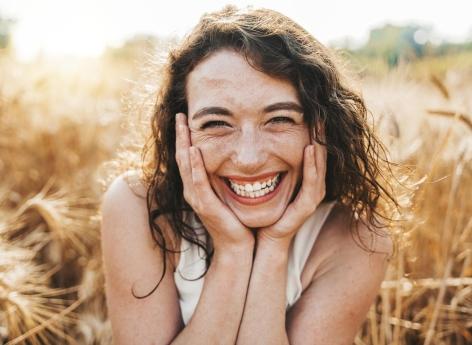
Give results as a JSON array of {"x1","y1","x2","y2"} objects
[
  {"x1": 190, "y1": 133, "x2": 231, "y2": 173},
  {"x1": 267, "y1": 131, "x2": 309, "y2": 169}
]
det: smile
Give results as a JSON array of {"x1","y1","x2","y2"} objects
[{"x1": 226, "y1": 173, "x2": 282, "y2": 199}]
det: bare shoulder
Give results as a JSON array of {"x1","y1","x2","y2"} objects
[
  {"x1": 121, "y1": 169, "x2": 148, "y2": 199},
  {"x1": 287, "y1": 204, "x2": 393, "y2": 344},
  {"x1": 310, "y1": 203, "x2": 393, "y2": 282},
  {"x1": 101, "y1": 171, "x2": 146, "y2": 213},
  {"x1": 101, "y1": 171, "x2": 179, "y2": 260},
  {"x1": 100, "y1": 173, "x2": 183, "y2": 343}
]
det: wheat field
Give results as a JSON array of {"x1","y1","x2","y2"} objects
[{"x1": 0, "y1": 49, "x2": 471, "y2": 344}]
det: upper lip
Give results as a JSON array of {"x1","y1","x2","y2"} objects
[{"x1": 223, "y1": 172, "x2": 282, "y2": 183}]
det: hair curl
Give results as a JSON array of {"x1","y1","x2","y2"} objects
[{"x1": 136, "y1": 5, "x2": 401, "y2": 299}]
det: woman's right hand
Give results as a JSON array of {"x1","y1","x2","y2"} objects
[{"x1": 175, "y1": 113, "x2": 255, "y2": 251}]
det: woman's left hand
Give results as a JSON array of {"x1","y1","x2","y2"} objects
[{"x1": 257, "y1": 142, "x2": 327, "y2": 248}]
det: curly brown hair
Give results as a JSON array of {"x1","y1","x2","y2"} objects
[{"x1": 137, "y1": 5, "x2": 400, "y2": 298}]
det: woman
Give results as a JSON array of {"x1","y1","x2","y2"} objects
[{"x1": 101, "y1": 5, "x2": 398, "y2": 345}]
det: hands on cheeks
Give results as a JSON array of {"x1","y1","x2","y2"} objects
[
  {"x1": 175, "y1": 112, "x2": 327, "y2": 252},
  {"x1": 175, "y1": 113, "x2": 254, "y2": 250},
  {"x1": 256, "y1": 141, "x2": 327, "y2": 248}
]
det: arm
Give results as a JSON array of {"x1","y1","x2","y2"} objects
[
  {"x1": 173, "y1": 241, "x2": 254, "y2": 345},
  {"x1": 285, "y1": 219, "x2": 392, "y2": 344},
  {"x1": 237, "y1": 144, "x2": 324, "y2": 345},
  {"x1": 236, "y1": 237, "x2": 291, "y2": 345},
  {"x1": 101, "y1": 175, "x2": 254, "y2": 345},
  {"x1": 236, "y1": 139, "x2": 389, "y2": 344},
  {"x1": 236, "y1": 212, "x2": 392, "y2": 345}
]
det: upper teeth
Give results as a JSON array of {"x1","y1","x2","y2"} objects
[{"x1": 228, "y1": 174, "x2": 281, "y2": 198}]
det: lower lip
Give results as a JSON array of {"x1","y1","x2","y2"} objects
[{"x1": 222, "y1": 174, "x2": 285, "y2": 206}]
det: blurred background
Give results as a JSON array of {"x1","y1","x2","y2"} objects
[{"x1": 0, "y1": 1, "x2": 471, "y2": 344}]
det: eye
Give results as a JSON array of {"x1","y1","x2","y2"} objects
[
  {"x1": 200, "y1": 120, "x2": 231, "y2": 130},
  {"x1": 268, "y1": 116, "x2": 295, "y2": 124}
]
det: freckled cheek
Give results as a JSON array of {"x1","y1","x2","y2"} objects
[
  {"x1": 267, "y1": 134, "x2": 309, "y2": 171},
  {"x1": 190, "y1": 134, "x2": 231, "y2": 174}
]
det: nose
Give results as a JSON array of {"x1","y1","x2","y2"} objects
[{"x1": 231, "y1": 126, "x2": 268, "y2": 174}]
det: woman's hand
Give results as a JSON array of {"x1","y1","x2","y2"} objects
[
  {"x1": 257, "y1": 142, "x2": 327, "y2": 248},
  {"x1": 175, "y1": 113, "x2": 255, "y2": 251}
]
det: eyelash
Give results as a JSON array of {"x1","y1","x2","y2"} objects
[
  {"x1": 200, "y1": 116, "x2": 295, "y2": 130},
  {"x1": 269, "y1": 116, "x2": 295, "y2": 124},
  {"x1": 200, "y1": 120, "x2": 230, "y2": 130}
]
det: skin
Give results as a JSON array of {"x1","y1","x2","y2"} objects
[
  {"x1": 185, "y1": 49, "x2": 315, "y2": 230},
  {"x1": 101, "y1": 47, "x2": 391, "y2": 345}
]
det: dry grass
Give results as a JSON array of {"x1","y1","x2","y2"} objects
[{"x1": 0, "y1": 51, "x2": 470, "y2": 344}]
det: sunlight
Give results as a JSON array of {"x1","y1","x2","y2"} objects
[{"x1": 2, "y1": 0, "x2": 471, "y2": 60}]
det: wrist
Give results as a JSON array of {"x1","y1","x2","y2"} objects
[
  {"x1": 213, "y1": 239, "x2": 255, "y2": 266},
  {"x1": 255, "y1": 231, "x2": 293, "y2": 254},
  {"x1": 253, "y1": 233, "x2": 291, "y2": 273}
]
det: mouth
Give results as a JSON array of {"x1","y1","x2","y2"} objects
[{"x1": 221, "y1": 172, "x2": 286, "y2": 203}]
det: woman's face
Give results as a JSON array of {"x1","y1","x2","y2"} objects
[{"x1": 186, "y1": 49, "x2": 310, "y2": 228}]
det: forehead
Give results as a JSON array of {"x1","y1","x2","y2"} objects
[{"x1": 186, "y1": 49, "x2": 300, "y2": 111}]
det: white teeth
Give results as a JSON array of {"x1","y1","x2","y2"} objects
[
  {"x1": 253, "y1": 182, "x2": 262, "y2": 191},
  {"x1": 228, "y1": 173, "x2": 281, "y2": 198}
]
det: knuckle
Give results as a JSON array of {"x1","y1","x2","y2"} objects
[{"x1": 192, "y1": 174, "x2": 204, "y2": 187}]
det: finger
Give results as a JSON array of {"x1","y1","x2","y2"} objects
[
  {"x1": 274, "y1": 145, "x2": 318, "y2": 232},
  {"x1": 315, "y1": 142, "x2": 327, "y2": 176},
  {"x1": 295, "y1": 145, "x2": 320, "y2": 212},
  {"x1": 312, "y1": 125, "x2": 327, "y2": 180},
  {"x1": 175, "y1": 113, "x2": 195, "y2": 202},
  {"x1": 313, "y1": 141, "x2": 327, "y2": 198},
  {"x1": 188, "y1": 146, "x2": 250, "y2": 242},
  {"x1": 189, "y1": 146, "x2": 224, "y2": 214}
]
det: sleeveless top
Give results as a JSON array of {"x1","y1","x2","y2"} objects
[{"x1": 174, "y1": 201, "x2": 336, "y2": 325}]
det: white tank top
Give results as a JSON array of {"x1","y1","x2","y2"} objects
[{"x1": 174, "y1": 201, "x2": 336, "y2": 325}]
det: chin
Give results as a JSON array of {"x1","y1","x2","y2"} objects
[{"x1": 231, "y1": 207, "x2": 285, "y2": 229}]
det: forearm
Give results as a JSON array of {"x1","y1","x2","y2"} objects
[
  {"x1": 236, "y1": 237, "x2": 291, "y2": 345},
  {"x1": 171, "y1": 242, "x2": 254, "y2": 345}
]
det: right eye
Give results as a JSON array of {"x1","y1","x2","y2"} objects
[{"x1": 200, "y1": 121, "x2": 231, "y2": 130}]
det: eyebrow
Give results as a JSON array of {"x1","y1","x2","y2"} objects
[{"x1": 191, "y1": 101, "x2": 304, "y2": 120}]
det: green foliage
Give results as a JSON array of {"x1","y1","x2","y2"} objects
[
  {"x1": 363, "y1": 25, "x2": 425, "y2": 64},
  {"x1": 346, "y1": 24, "x2": 472, "y2": 76}
]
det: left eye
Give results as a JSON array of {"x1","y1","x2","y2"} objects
[
  {"x1": 200, "y1": 120, "x2": 231, "y2": 130},
  {"x1": 269, "y1": 116, "x2": 295, "y2": 124}
]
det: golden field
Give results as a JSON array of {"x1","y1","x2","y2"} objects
[{"x1": 0, "y1": 49, "x2": 471, "y2": 344}]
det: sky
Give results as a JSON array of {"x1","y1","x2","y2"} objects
[{"x1": 1, "y1": 0, "x2": 471, "y2": 60}]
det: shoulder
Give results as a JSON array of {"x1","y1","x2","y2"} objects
[
  {"x1": 100, "y1": 171, "x2": 179, "y2": 269},
  {"x1": 121, "y1": 169, "x2": 148, "y2": 199},
  {"x1": 100, "y1": 172, "x2": 153, "y2": 256},
  {"x1": 100, "y1": 172, "x2": 148, "y2": 228},
  {"x1": 310, "y1": 203, "x2": 393, "y2": 281},
  {"x1": 287, "y1": 204, "x2": 392, "y2": 343},
  {"x1": 100, "y1": 173, "x2": 184, "y2": 342}
]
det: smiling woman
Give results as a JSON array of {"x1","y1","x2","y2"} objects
[
  {"x1": 100, "y1": 5, "x2": 401, "y2": 345},
  {"x1": 186, "y1": 50, "x2": 310, "y2": 228}
]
